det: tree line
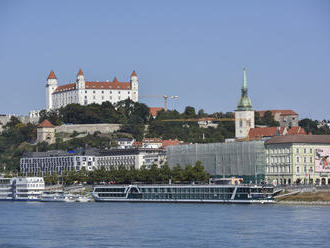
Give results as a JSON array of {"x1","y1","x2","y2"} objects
[{"x1": 41, "y1": 162, "x2": 210, "y2": 185}]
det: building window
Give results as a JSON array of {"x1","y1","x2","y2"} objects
[
  {"x1": 297, "y1": 157, "x2": 299, "y2": 163},
  {"x1": 110, "y1": 91, "x2": 112, "y2": 94},
  {"x1": 304, "y1": 166, "x2": 307, "y2": 173},
  {"x1": 297, "y1": 166, "x2": 300, "y2": 173},
  {"x1": 310, "y1": 157, "x2": 312, "y2": 163},
  {"x1": 310, "y1": 148, "x2": 312, "y2": 153},
  {"x1": 93, "y1": 91, "x2": 95, "y2": 94},
  {"x1": 85, "y1": 91, "x2": 87, "y2": 93},
  {"x1": 239, "y1": 120, "x2": 242, "y2": 128},
  {"x1": 296, "y1": 148, "x2": 299, "y2": 153},
  {"x1": 304, "y1": 148, "x2": 306, "y2": 153},
  {"x1": 85, "y1": 96, "x2": 87, "y2": 99},
  {"x1": 304, "y1": 157, "x2": 306, "y2": 163},
  {"x1": 310, "y1": 167, "x2": 313, "y2": 173}
]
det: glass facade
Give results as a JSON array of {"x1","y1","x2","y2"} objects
[{"x1": 166, "y1": 141, "x2": 266, "y2": 180}]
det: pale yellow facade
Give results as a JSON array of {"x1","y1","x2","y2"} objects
[{"x1": 265, "y1": 143, "x2": 330, "y2": 185}]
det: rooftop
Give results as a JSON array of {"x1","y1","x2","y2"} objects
[{"x1": 265, "y1": 135, "x2": 330, "y2": 145}]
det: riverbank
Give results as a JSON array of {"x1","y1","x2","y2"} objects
[{"x1": 276, "y1": 191, "x2": 330, "y2": 205}]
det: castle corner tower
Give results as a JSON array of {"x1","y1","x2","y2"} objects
[
  {"x1": 46, "y1": 70, "x2": 58, "y2": 110},
  {"x1": 235, "y1": 67, "x2": 254, "y2": 139}
]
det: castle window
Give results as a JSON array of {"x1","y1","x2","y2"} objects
[
  {"x1": 102, "y1": 91, "x2": 104, "y2": 94},
  {"x1": 93, "y1": 91, "x2": 95, "y2": 94},
  {"x1": 85, "y1": 91, "x2": 87, "y2": 93},
  {"x1": 128, "y1": 91, "x2": 130, "y2": 94},
  {"x1": 119, "y1": 91, "x2": 121, "y2": 94},
  {"x1": 110, "y1": 91, "x2": 112, "y2": 94}
]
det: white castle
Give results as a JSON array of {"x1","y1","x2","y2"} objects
[{"x1": 46, "y1": 69, "x2": 138, "y2": 110}]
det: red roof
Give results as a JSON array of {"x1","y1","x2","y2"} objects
[
  {"x1": 38, "y1": 120, "x2": 55, "y2": 128},
  {"x1": 249, "y1": 127, "x2": 286, "y2": 139},
  {"x1": 162, "y1": 139, "x2": 180, "y2": 147},
  {"x1": 133, "y1": 141, "x2": 142, "y2": 147},
  {"x1": 77, "y1": 69, "x2": 84, "y2": 76},
  {"x1": 257, "y1": 110, "x2": 297, "y2": 117},
  {"x1": 143, "y1": 138, "x2": 162, "y2": 143},
  {"x1": 149, "y1": 107, "x2": 163, "y2": 117},
  {"x1": 85, "y1": 81, "x2": 131, "y2": 90},
  {"x1": 54, "y1": 83, "x2": 76, "y2": 93},
  {"x1": 287, "y1": 126, "x2": 307, "y2": 135},
  {"x1": 53, "y1": 80, "x2": 131, "y2": 93},
  {"x1": 47, "y1": 70, "x2": 57, "y2": 80},
  {"x1": 131, "y1": 70, "x2": 137, "y2": 77}
]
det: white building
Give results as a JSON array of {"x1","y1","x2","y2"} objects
[
  {"x1": 235, "y1": 67, "x2": 255, "y2": 139},
  {"x1": 46, "y1": 69, "x2": 139, "y2": 110},
  {"x1": 20, "y1": 148, "x2": 166, "y2": 176}
]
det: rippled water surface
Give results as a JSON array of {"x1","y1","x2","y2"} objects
[{"x1": 0, "y1": 202, "x2": 329, "y2": 248}]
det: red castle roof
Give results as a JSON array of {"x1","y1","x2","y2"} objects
[
  {"x1": 38, "y1": 120, "x2": 55, "y2": 128},
  {"x1": 47, "y1": 70, "x2": 57, "y2": 80}
]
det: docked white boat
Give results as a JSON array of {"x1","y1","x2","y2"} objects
[
  {"x1": 41, "y1": 191, "x2": 66, "y2": 202},
  {"x1": 76, "y1": 196, "x2": 90, "y2": 202}
]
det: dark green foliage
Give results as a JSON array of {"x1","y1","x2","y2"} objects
[
  {"x1": 44, "y1": 162, "x2": 210, "y2": 185},
  {"x1": 0, "y1": 119, "x2": 37, "y2": 172},
  {"x1": 255, "y1": 111, "x2": 280, "y2": 127},
  {"x1": 299, "y1": 119, "x2": 330, "y2": 135}
]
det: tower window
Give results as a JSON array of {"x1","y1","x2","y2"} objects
[{"x1": 239, "y1": 120, "x2": 243, "y2": 128}]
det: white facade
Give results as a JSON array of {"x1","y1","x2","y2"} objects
[
  {"x1": 46, "y1": 69, "x2": 139, "y2": 110},
  {"x1": 235, "y1": 110, "x2": 255, "y2": 139},
  {"x1": 20, "y1": 155, "x2": 97, "y2": 176},
  {"x1": 20, "y1": 148, "x2": 166, "y2": 176}
]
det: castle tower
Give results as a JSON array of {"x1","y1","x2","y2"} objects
[
  {"x1": 46, "y1": 70, "x2": 58, "y2": 110},
  {"x1": 130, "y1": 70, "x2": 138, "y2": 102},
  {"x1": 37, "y1": 119, "x2": 55, "y2": 144},
  {"x1": 235, "y1": 67, "x2": 255, "y2": 139},
  {"x1": 76, "y1": 69, "x2": 85, "y2": 89}
]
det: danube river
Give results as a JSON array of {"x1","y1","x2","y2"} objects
[{"x1": 0, "y1": 202, "x2": 329, "y2": 248}]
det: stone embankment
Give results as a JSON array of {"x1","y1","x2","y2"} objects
[{"x1": 275, "y1": 187, "x2": 330, "y2": 205}]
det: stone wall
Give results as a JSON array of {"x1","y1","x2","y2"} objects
[{"x1": 55, "y1": 123, "x2": 122, "y2": 134}]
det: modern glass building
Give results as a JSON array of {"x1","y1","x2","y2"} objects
[{"x1": 166, "y1": 141, "x2": 266, "y2": 182}]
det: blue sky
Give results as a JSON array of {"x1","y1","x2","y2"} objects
[{"x1": 0, "y1": 0, "x2": 329, "y2": 120}]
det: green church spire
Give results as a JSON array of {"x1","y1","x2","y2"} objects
[{"x1": 237, "y1": 67, "x2": 252, "y2": 111}]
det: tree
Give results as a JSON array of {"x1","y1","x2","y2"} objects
[{"x1": 183, "y1": 106, "x2": 196, "y2": 118}]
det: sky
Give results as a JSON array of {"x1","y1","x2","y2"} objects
[{"x1": 0, "y1": 0, "x2": 329, "y2": 120}]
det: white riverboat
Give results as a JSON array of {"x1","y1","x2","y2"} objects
[
  {"x1": 14, "y1": 177, "x2": 45, "y2": 201},
  {"x1": 0, "y1": 178, "x2": 14, "y2": 201},
  {"x1": 92, "y1": 184, "x2": 275, "y2": 204}
]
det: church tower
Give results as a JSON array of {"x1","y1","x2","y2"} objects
[
  {"x1": 235, "y1": 67, "x2": 254, "y2": 139},
  {"x1": 130, "y1": 70, "x2": 138, "y2": 102},
  {"x1": 46, "y1": 70, "x2": 58, "y2": 110}
]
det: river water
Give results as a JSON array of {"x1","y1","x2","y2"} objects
[{"x1": 0, "y1": 202, "x2": 329, "y2": 248}]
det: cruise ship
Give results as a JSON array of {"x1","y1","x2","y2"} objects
[
  {"x1": 0, "y1": 177, "x2": 45, "y2": 201},
  {"x1": 92, "y1": 183, "x2": 275, "y2": 204},
  {"x1": 0, "y1": 178, "x2": 14, "y2": 200}
]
